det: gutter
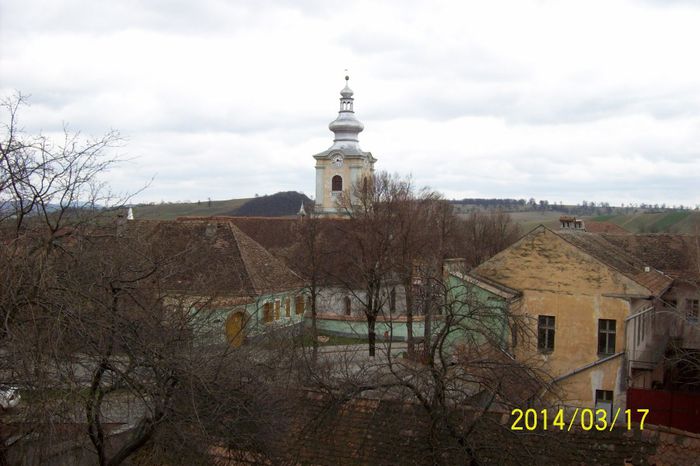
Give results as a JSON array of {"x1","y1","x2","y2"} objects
[
  {"x1": 552, "y1": 351, "x2": 624, "y2": 384},
  {"x1": 602, "y1": 293, "x2": 654, "y2": 300}
]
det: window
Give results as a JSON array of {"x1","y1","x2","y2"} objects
[
  {"x1": 537, "y1": 315, "x2": 555, "y2": 352},
  {"x1": 598, "y1": 319, "x2": 616, "y2": 355},
  {"x1": 331, "y1": 175, "x2": 343, "y2": 192},
  {"x1": 686, "y1": 299, "x2": 699, "y2": 322},
  {"x1": 295, "y1": 295, "x2": 305, "y2": 315},
  {"x1": 274, "y1": 300, "x2": 280, "y2": 320},
  {"x1": 389, "y1": 288, "x2": 396, "y2": 313},
  {"x1": 344, "y1": 296, "x2": 352, "y2": 316},
  {"x1": 595, "y1": 390, "x2": 613, "y2": 420},
  {"x1": 263, "y1": 302, "x2": 273, "y2": 323},
  {"x1": 595, "y1": 389, "x2": 613, "y2": 404},
  {"x1": 285, "y1": 297, "x2": 291, "y2": 318}
]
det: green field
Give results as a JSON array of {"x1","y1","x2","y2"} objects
[{"x1": 602, "y1": 211, "x2": 697, "y2": 233}]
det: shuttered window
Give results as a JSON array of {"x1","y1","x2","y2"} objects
[
  {"x1": 295, "y1": 295, "x2": 305, "y2": 315},
  {"x1": 263, "y1": 302, "x2": 273, "y2": 323}
]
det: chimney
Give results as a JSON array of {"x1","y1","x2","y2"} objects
[{"x1": 559, "y1": 216, "x2": 584, "y2": 230}]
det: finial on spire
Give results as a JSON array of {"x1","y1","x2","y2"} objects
[{"x1": 340, "y1": 72, "x2": 354, "y2": 99}]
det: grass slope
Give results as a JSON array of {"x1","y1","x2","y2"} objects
[
  {"x1": 588, "y1": 211, "x2": 698, "y2": 233},
  {"x1": 487, "y1": 210, "x2": 699, "y2": 234}
]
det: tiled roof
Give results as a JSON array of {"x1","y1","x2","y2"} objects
[
  {"x1": 215, "y1": 391, "x2": 682, "y2": 465},
  {"x1": 181, "y1": 216, "x2": 304, "y2": 253},
  {"x1": 602, "y1": 234, "x2": 700, "y2": 284},
  {"x1": 556, "y1": 229, "x2": 672, "y2": 296},
  {"x1": 97, "y1": 219, "x2": 303, "y2": 297}
]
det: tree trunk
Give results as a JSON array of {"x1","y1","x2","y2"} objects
[
  {"x1": 422, "y1": 287, "x2": 432, "y2": 361},
  {"x1": 311, "y1": 288, "x2": 318, "y2": 362},
  {"x1": 367, "y1": 314, "x2": 376, "y2": 357},
  {"x1": 405, "y1": 284, "x2": 414, "y2": 357}
]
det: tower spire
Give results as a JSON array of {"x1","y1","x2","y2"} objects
[{"x1": 328, "y1": 74, "x2": 364, "y2": 153}]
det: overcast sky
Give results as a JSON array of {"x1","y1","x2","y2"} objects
[{"x1": 2, "y1": 0, "x2": 699, "y2": 206}]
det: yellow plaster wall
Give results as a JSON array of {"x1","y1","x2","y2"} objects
[
  {"x1": 317, "y1": 158, "x2": 373, "y2": 211},
  {"x1": 475, "y1": 227, "x2": 649, "y2": 407},
  {"x1": 318, "y1": 161, "x2": 352, "y2": 210}
]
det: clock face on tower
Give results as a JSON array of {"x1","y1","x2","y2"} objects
[{"x1": 331, "y1": 154, "x2": 344, "y2": 168}]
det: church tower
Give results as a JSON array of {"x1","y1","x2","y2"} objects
[{"x1": 313, "y1": 75, "x2": 376, "y2": 216}]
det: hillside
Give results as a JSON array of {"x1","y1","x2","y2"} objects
[
  {"x1": 232, "y1": 191, "x2": 311, "y2": 217},
  {"x1": 130, "y1": 198, "x2": 252, "y2": 220},
  {"x1": 130, "y1": 191, "x2": 312, "y2": 220}
]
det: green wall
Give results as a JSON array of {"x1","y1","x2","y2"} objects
[{"x1": 306, "y1": 276, "x2": 511, "y2": 349}]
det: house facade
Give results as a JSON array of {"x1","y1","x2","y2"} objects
[{"x1": 472, "y1": 225, "x2": 672, "y2": 411}]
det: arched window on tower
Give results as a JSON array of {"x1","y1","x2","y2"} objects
[{"x1": 332, "y1": 175, "x2": 343, "y2": 192}]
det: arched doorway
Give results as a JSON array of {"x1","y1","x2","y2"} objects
[{"x1": 225, "y1": 312, "x2": 245, "y2": 347}]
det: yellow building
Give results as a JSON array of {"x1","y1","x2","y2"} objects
[
  {"x1": 473, "y1": 225, "x2": 672, "y2": 412},
  {"x1": 313, "y1": 76, "x2": 376, "y2": 216}
]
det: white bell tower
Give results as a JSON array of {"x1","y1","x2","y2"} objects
[{"x1": 312, "y1": 75, "x2": 376, "y2": 216}]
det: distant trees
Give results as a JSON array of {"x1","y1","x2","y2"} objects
[{"x1": 456, "y1": 209, "x2": 521, "y2": 267}]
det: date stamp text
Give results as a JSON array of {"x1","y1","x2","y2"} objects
[{"x1": 510, "y1": 408, "x2": 649, "y2": 431}]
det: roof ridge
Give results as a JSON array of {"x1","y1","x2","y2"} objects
[
  {"x1": 225, "y1": 222, "x2": 262, "y2": 295},
  {"x1": 226, "y1": 221, "x2": 302, "y2": 295}
]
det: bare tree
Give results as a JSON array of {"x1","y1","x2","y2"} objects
[
  {"x1": 292, "y1": 204, "x2": 328, "y2": 362},
  {"x1": 0, "y1": 92, "x2": 124, "y2": 240},
  {"x1": 391, "y1": 183, "x2": 451, "y2": 358},
  {"x1": 304, "y1": 261, "x2": 555, "y2": 465},
  {"x1": 0, "y1": 94, "x2": 304, "y2": 465},
  {"x1": 334, "y1": 172, "x2": 406, "y2": 357}
]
